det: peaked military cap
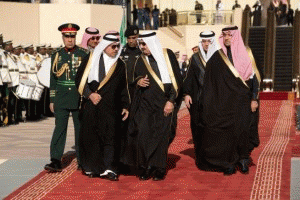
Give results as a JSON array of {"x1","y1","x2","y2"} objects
[
  {"x1": 14, "y1": 44, "x2": 23, "y2": 49},
  {"x1": 3, "y1": 40, "x2": 13, "y2": 45},
  {"x1": 125, "y1": 25, "x2": 139, "y2": 37},
  {"x1": 58, "y1": 23, "x2": 80, "y2": 34},
  {"x1": 24, "y1": 44, "x2": 34, "y2": 49},
  {"x1": 37, "y1": 44, "x2": 46, "y2": 48}
]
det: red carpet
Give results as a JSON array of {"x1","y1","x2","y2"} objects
[
  {"x1": 5, "y1": 101, "x2": 294, "y2": 200},
  {"x1": 259, "y1": 91, "x2": 294, "y2": 100}
]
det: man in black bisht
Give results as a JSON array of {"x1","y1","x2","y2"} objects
[
  {"x1": 75, "y1": 34, "x2": 130, "y2": 181},
  {"x1": 198, "y1": 26, "x2": 255, "y2": 175},
  {"x1": 183, "y1": 31, "x2": 219, "y2": 162},
  {"x1": 245, "y1": 46, "x2": 262, "y2": 159},
  {"x1": 120, "y1": 25, "x2": 141, "y2": 98},
  {"x1": 121, "y1": 31, "x2": 182, "y2": 181}
]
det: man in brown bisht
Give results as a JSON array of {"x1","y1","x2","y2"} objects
[
  {"x1": 198, "y1": 26, "x2": 258, "y2": 175},
  {"x1": 121, "y1": 31, "x2": 182, "y2": 181},
  {"x1": 183, "y1": 30, "x2": 219, "y2": 165},
  {"x1": 75, "y1": 33, "x2": 129, "y2": 181}
]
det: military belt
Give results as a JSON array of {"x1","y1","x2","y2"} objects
[
  {"x1": 57, "y1": 80, "x2": 75, "y2": 86},
  {"x1": 9, "y1": 69, "x2": 19, "y2": 72}
]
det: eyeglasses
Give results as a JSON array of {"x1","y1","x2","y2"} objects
[
  {"x1": 91, "y1": 36, "x2": 100, "y2": 41},
  {"x1": 111, "y1": 44, "x2": 120, "y2": 50},
  {"x1": 63, "y1": 35, "x2": 76, "y2": 38},
  {"x1": 138, "y1": 42, "x2": 147, "y2": 46}
]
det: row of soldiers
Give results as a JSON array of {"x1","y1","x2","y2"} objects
[{"x1": 0, "y1": 34, "x2": 61, "y2": 126}]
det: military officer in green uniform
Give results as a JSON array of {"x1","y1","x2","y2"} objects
[{"x1": 44, "y1": 23, "x2": 88, "y2": 172}]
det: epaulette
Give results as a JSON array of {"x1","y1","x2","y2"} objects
[
  {"x1": 78, "y1": 46, "x2": 89, "y2": 54},
  {"x1": 24, "y1": 54, "x2": 30, "y2": 61},
  {"x1": 51, "y1": 47, "x2": 63, "y2": 56},
  {"x1": 36, "y1": 54, "x2": 42, "y2": 62}
]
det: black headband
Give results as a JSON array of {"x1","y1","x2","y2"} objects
[
  {"x1": 200, "y1": 32, "x2": 215, "y2": 38},
  {"x1": 106, "y1": 32, "x2": 120, "y2": 36},
  {"x1": 222, "y1": 26, "x2": 238, "y2": 32},
  {"x1": 139, "y1": 32, "x2": 156, "y2": 38},
  {"x1": 85, "y1": 28, "x2": 100, "y2": 35},
  {"x1": 103, "y1": 34, "x2": 119, "y2": 42}
]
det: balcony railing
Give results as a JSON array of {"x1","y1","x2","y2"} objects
[{"x1": 175, "y1": 10, "x2": 234, "y2": 26}]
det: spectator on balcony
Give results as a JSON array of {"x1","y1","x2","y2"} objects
[
  {"x1": 144, "y1": 4, "x2": 151, "y2": 30},
  {"x1": 215, "y1": 0, "x2": 224, "y2": 24},
  {"x1": 252, "y1": 1, "x2": 262, "y2": 26},
  {"x1": 162, "y1": 9, "x2": 169, "y2": 27},
  {"x1": 278, "y1": 0, "x2": 288, "y2": 25},
  {"x1": 132, "y1": 4, "x2": 138, "y2": 26},
  {"x1": 138, "y1": 6, "x2": 144, "y2": 29},
  {"x1": 169, "y1": 9, "x2": 177, "y2": 26},
  {"x1": 195, "y1": 1, "x2": 203, "y2": 24},
  {"x1": 152, "y1": 5, "x2": 160, "y2": 30},
  {"x1": 287, "y1": 4, "x2": 294, "y2": 26},
  {"x1": 232, "y1": 0, "x2": 241, "y2": 10}
]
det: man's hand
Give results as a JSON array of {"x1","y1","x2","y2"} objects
[
  {"x1": 89, "y1": 92, "x2": 101, "y2": 105},
  {"x1": 251, "y1": 100, "x2": 259, "y2": 112},
  {"x1": 164, "y1": 101, "x2": 174, "y2": 117},
  {"x1": 137, "y1": 75, "x2": 150, "y2": 87},
  {"x1": 184, "y1": 95, "x2": 192, "y2": 109},
  {"x1": 122, "y1": 109, "x2": 129, "y2": 121},
  {"x1": 50, "y1": 103, "x2": 54, "y2": 113}
]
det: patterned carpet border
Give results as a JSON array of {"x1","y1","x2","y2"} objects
[{"x1": 250, "y1": 100, "x2": 293, "y2": 200}]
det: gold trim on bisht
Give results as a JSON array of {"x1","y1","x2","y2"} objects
[
  {"x1": 246, "y1": 46, "x2": 261, "y2": 86},
  {"x1": 141, "y1": 54, "x2": 165, "y2": 92},
  {"x1": 198, "y1": 51, "x2": 207, "y2": 67},
  {"x1": 97, "y1": 61, "x2": 118, "y2": 91},
  {"x1": 218, "y1": 49, "x2": 249, "y2": 88},
  {"x1": 163, "y1": 48, "x2": 179, "y2": 97},
  {"x1": 78, "y1": 53, "x2": 93, "y2": 95}
]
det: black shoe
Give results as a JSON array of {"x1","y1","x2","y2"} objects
[
  {"x1": 139, "y1": 167, "x2": 154, "y2": 181},
  {"x1": 102, "y1": 172, "x2": 119, "y2": 181},
  {"x1": 44, "y1": 160, "x2": 62, "y2": 172},
  {"x1": 153, "y1": 170, "x2": 166, "y2": 181},
  {"x1": 88, "y1": 173, "x2": 99, "y2": 178},
  {"x1": 224, "y1": 166, "x2": 236, "y2": 176},
  {"x1": 239, "y1": 159, "x2": 249, "y2": 174}
]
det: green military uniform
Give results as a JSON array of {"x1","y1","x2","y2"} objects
[{"x1": 49, "y1": 45, "x2": 87, "y2": 163}]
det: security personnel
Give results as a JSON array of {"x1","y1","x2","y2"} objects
[
  {"x1": 120, "y1": 25, "x2": 141, "y2": 98},
  {"x1": 44, "y1": 23, "x2": 88, "y2": 172}
]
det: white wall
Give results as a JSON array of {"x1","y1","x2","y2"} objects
[
  {"x1": 39, "y1": 4, "x2": 91, "y2": 46},
  {"x1": 0, "y1": 2, "x2": 123, "y2": 47}
]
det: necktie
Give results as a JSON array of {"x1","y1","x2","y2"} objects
[
  {"x1": 98, "y1": 53, "x2": 106, "y2": 83},
  {"x1": 226, "y1": 46, "x2": 234, "y2": 66},
  {"x1": 182, "y1": 61, "x2": 187, "y2": 70},
  {"x1": 148, "y1": 55, "x2": 162, "y2": 80}
]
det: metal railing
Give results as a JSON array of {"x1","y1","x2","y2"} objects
[{"x1": 176, "y1": 10, "x2": 234, "y2": 25}]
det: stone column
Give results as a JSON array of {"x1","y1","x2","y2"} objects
[
  {"x1": 241, "y1": 5, "x2": 251, "y2": 46},
  {"x1": 263, "y1": 6, "x2": 276, "y2": 91}
]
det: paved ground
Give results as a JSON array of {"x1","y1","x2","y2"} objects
[{"x1": 0, "y1": 116, "x2": 76, "y2": 199}]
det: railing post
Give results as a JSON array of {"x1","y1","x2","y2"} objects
[
  {"x1": 241, "y1": 5, "x2": 251, "y2": 46},
  {"x1": 293, "y1": 10, "x2": 300, "y2": 95},
  {"x1": 293, "y1": 10, "x2": 300, "y2": 79},
  {"x1": 263, "y1": 6, "x2": 276, "y2": 91}
]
